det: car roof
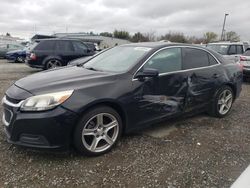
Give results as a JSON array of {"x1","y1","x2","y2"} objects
[
  {"x1": 38, "y1": 38, "x2": 83, "y2": 42},
  {"x1": 122, "y1": 42, "x2": 226, "y2": 64},
  {"x1": 122, "y1": 42, "x2": 204, "y2": 49}
]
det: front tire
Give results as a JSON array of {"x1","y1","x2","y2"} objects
[
  {"x1": 209, "y1": 86, "x2": 234, "y2": 118},
  {"x1": 73, "y1": 106, "x2": 122, "y2": 156},
  {"x1": 16, "y1": 56, "x2": 25, "y2": 63}
]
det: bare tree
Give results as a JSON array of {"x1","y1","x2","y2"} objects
[
  {"x1": 144, "y1": 31, "x2": 156, "y2": 42},
  {"x1": 131, "y1": 32, "x2": 150, "y2": 42},
  {"x1": 225, "y1": 31, "x2": 240, "y2": 42},
  {"x1": 203, "y1": 32, "x2": 218, "y2": 43},
  {"x1": 113, "y1": 30, "x2": 130, "y2": 40},
  {"x1": 160, "y1": 32, "x2": 187, "y2": 43}
]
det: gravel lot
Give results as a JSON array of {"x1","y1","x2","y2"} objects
[{"x1": 0, "y1": 59, "x2": 250, "y2": 188}]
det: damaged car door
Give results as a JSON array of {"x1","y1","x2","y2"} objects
[
  {"x1": 133, "y1": 47, "x2": 189, "y2": 125},
  {"x1": 181, "y1": 47, "x2": 221, "y2": 112}
]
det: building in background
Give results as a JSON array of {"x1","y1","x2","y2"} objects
[
  {"x1": 0, "y1": 35, "x2": 25, "y2": 45},
  {"x1": 53, "y1": 33, "x2": 131, "y2": 49}
]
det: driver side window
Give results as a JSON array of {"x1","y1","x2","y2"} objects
[{"x1": 143, "y1": 48, "x2": 182, "y2": 74}]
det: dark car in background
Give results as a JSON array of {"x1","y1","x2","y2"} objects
[
  {"x1": 5, "y1": 42, "x2": 39, "y2": 63},
  {"x1": 5, "y1": 49, "x2": 26, "y2": 63},
  {"x1": 0, "y1": 43, "x2": 24, "y2": 58},
  {"x1": 25, "y1": 39, "x2": 95, "y2": 70},
  {"x1": 2, "y1": 43, "x2": 242, "y2": 156}
]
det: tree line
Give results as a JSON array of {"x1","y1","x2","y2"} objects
[{"x1": 100, "y1": 30, "x2": 241, "y2": 44}]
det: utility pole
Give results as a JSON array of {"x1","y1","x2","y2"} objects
[{"x1": 220, "y1": 13, "x2": 229, "y2": 41}]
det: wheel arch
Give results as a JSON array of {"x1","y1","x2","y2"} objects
[
  {"x1": 42, "y1": 56, "x2": 63, "y2": 67},
  {"x1": 75, "y1": 100, "x2": 128, "y2": 135},
  {"x1": 213, "y1": 82, "x2": 237, "y2": 101},
  {"x1": 224, "y1": 83, "x2": 237, "y2": 101}
]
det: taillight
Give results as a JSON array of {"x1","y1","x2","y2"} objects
[
  {"x1": 30, "y1": 53, "x2": 36, "y2": 60},
  {"x1": 240, "y1": 56, "x2": 247, "y2": 61}
]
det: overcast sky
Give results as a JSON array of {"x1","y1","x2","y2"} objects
[{"x1": 0, "y1": 0, "x2": 250, "y2": 40}]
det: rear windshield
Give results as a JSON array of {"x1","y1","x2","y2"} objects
[{"x1": 207, "y1": 44, "x2": 229, "y2": 55}]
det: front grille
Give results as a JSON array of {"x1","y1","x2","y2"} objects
[{"x1": 5, "y1": 95, "x2": 21, "y2": 104}]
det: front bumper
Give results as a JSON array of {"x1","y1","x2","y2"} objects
[{"x1": 2, "y1": 96, "x2": 79, "y2": 150}]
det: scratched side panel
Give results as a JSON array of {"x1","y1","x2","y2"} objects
[{"x1": 127, "y1": 72, "x2": 188, "y2": 129}]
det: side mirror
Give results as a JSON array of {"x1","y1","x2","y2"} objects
[{"x1": 135, "y1": 68, "x2": 159, "y2": 80}]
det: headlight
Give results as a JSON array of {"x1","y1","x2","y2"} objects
[{"x1": 20, "y1": 90, "x2": 74, "y2": 111}]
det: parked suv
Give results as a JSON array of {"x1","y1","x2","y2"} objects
[
  {"x1": 206, "y1": 42, "x2": 246, "y2": 62},
  {"x1": 26, "y1": 39, "x2": 95, "y2": 70}
]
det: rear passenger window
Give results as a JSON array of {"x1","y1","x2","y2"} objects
[
  {"x1": 73, "y1": 41, "x2": 87, "y2": 52},
  {"x1": 35, "y1": 41, "x2": 55, "y2": 51},
  {"x1": 143, "y1": 48, "x2": 182, "y2": 74},
  {"x1": 208, "y1": 54, "x2": 218, "y2": 65},
  {"x1": 236, "y1": 45, "x2": 243, "y2": 54},
  {"x1": 182, "y1": 48, "x2": 209, "y2": 69},
  {"x1": 56, "y1": 41, "x2": 74, "y2": 52}
]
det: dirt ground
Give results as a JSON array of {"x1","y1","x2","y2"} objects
[{"x1": 0, "y1": 59, "x2": 250, "y2": 188}]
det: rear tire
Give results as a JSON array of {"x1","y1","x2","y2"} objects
[
  {"x1": 73, "y1": 106, "x2": 122, "y2": 156},
  {"x1": 208, "y1": 86, "x2": 234, "y2": 118},
  {"x1": 44, "y1": 59, "x2": 62, "y2": 70}
]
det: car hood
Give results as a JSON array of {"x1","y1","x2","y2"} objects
[{"x1": 15, "y1": 66, "x2": 118, "y2": 95}]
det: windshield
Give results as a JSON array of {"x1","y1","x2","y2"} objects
[
  {"x1": 207, "y1": 44, "x2": 229, "y2": 55},
  {"x1": 83, "y1": 46, "x2": 151, "y2": 72}
]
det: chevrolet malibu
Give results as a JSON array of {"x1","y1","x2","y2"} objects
[{"x1": 2, "y1": 43, "x2": 243, "y2": 156}]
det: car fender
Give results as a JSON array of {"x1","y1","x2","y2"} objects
[{"x1": 63, "y1": 98, "x2": 128, "y2": 132}]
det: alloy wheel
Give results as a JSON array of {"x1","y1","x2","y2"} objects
[
  {"x1": 81, "y1": 113, "x2": 119, "y2": 153},
  {"x1": 46, "y1": 59, "x2": 62, "y2": 69},
  {"x1": 17, "y1": 56, "x2": 24, "y2": 63},
  {"x1": 217, "y1": 89, "x2": 233, "y2": 115}
]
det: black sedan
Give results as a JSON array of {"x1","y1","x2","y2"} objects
[{"x1": 2, "y1": 43, "x2": 243, "y2": 156}]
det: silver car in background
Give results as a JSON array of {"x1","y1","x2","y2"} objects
[
  {"x1": 206, "y1": 42, "x2": 247, "y2": 63},
  {"x1": 239, "y1": 49, "x2": 250, "y2": 79}
]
